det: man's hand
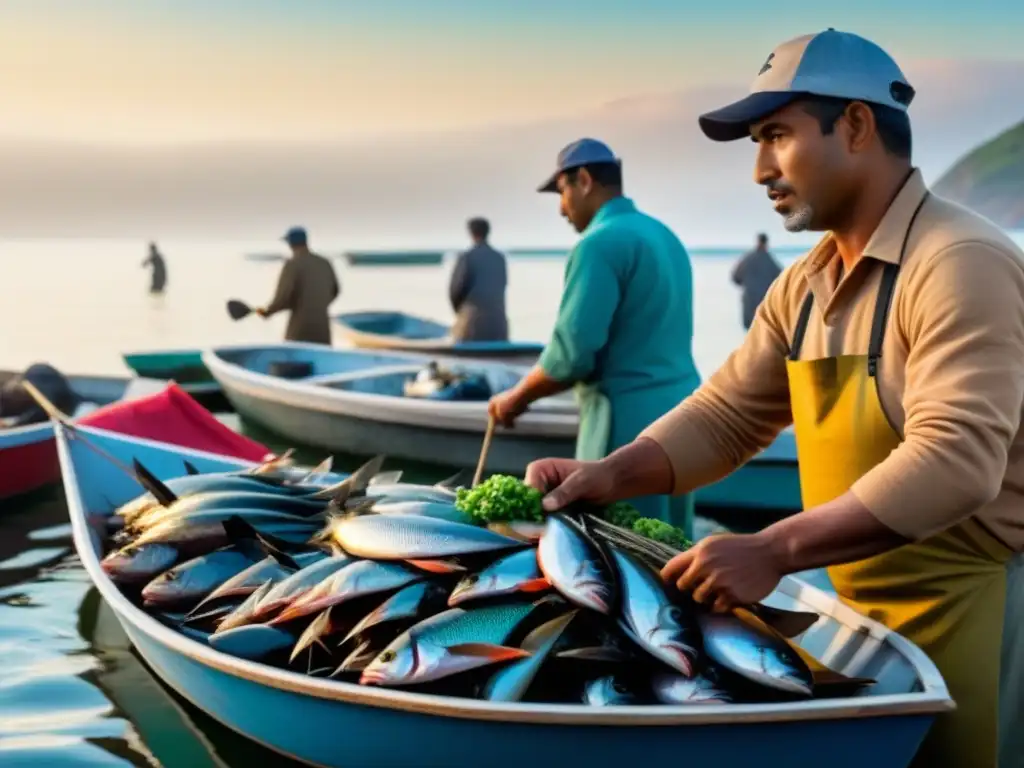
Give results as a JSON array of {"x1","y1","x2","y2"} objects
[
  {"x1": 660, "y1": 532, "x2": 784, "y2": 613},
  {"x1": 525, "y1": 457, "x2": 616, "y2": 511},
  {"x1": 488, "y1": 389, "x2": 528, "y2": 428}
]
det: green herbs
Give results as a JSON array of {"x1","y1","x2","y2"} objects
[
  {"x1": 454, "y1": 474, "x2": 544, "y2": 523},
  {"x1": 630, "y1": 517, "x2": 691, "y2": 550},
  {"x1": 453, "y1": 475, "x2": 692, "y2": 550},
  {"x1": 597, "y1": 502, "x2": 691, "y2": 551}
]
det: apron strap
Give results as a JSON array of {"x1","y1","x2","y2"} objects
[{"x1": 788, "y1": 292, "x2": 814, "y2": 361}]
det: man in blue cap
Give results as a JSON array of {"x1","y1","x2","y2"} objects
[
  {"x1": 256, "y1": 226, "x2": 340, "y2": 345},
  {"x1": 487, "y1": 137, "x2": 701, "y2": 526},
  {"x1": 520, "y1": 30, "x2": 1024, "y2": 768}
]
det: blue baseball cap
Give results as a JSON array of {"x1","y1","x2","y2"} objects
[
  {"x1": 282, "y1": 226, "x2": 307, "y2": 246},
  {"x1": 699, "y1": 29, "x2": 915, "y2": 142},
  {"x1": 537, "y1": 138, "x2": 620, "y2": 193}
]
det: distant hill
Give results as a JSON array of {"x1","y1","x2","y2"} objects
[{"x1": 934, "y1": 120, "x2": 1024, "y2": 230}]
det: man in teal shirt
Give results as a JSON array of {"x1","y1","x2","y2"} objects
[{"x1": 488, "y1": 138, "x2": 701, "y2": 522}]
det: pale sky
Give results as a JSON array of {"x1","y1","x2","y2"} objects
[{"x1": 1, "y1": 0, "x2": 1022, "y2": 144}]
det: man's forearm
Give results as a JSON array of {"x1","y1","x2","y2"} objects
[
  {"x1": 512, "y1": 365, "x2": 574, "y2": 406},
  {"x1": 601, "y1": 437, "x2": 676, "y2": 499},
  {"x1": 756, "y1": 491, "x2": 910, "y2": 574}
]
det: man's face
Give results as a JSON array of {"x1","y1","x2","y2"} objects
[
  {"x1": 749, "y1": 102, "x2": 855, "y2": 232},
  {"x1": 556, "y1": 170, "x2": 595, "y2": 233}
]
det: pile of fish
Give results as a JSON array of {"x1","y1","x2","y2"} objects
[{"x1": 98, "y1": 453, "x2": 875, "y2": 707}]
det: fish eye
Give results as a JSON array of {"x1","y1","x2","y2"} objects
[{"x1": 379, "y1": 650, "x2": 396, "y2": 663}]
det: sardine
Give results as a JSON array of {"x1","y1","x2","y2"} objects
[
  {"x1": 610, "y1": 546, "x2": 700, "y2": 677},
  {"x1": 215, "y1": 580, "x2": 278, "y2": 633},
  {"x1": 209, "y1": 623, "x2": 296, "y2": 661},
  {"x1": 327, "y1": 513, "x2": 525, "y2": 560},
  {"x1": 247, "y1": 555, "x2": 356, "y2": 622},
  {"x1": 187, "y1": 549, "x2": 326, "y2": 618},
  {"x1": 341, "y1": 581, "x2": 450, "y2": 645},
  {"x1": 101, "y1": 542, "x2": 179, "y2": 584},
  {"x1": 369, "y1": 500, "x2": 474, "y2": 525},
  {"x1": 129, "y1": 490, "x2": 326, "y2": 533},
  {"x1": 482, "y1": 610, "x2": 577, "y2": 702},
  {"x1": 537, "y1": 514, "x2": 616, "y2": 614},
  {"x1": 141, "y1": 548, "x2": 259, "y2": 608},
  {"x1": 360, "y1": 602, "x2": 539, "y2": 686},
  {"x1": 651, "y1": 671, "x2": 734, "y2": 705},
  {"x1": 697, "y1": 612, "x2": 813, "y2": 697},
  {"x1": 131, "y1": 511, "x2": 320, "y2": 551},
  {"x1": 448, "y1": 549, "x2": 549, "y2": 607},
  {"x1": 583, "y1": 674, "x2": 644, "y2": 706},
  {"x1": 270, "y1": 560, "x2": 426, "y2": 625}
]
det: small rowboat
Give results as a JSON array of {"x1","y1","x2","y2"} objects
[
  {"x1": 333, "y1": 310, "x2": 544, "y2": 366},
  {"x1": 59, "y1": 423, "x2": 951, "y2": 768},
  {"x1": 0, "y1": 374, "x2": 267, "y2": 502},
  {"x1": 203, "y1": 343, "x2": 577, "y2": 474},
  {"x1": 342, "y1": 250, "x2": 445, "y2": 266},
  {"x1": 122, "y1": 350, "x2": 221, "y2": 398}
]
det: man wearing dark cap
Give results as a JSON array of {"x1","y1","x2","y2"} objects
[
  {"x1": 488, "y1": 138, "x2": 701, "y2": 527},
  {"x1": 448, "y1": 217, "x2": 509, "y2": 342},
  {"x1": 520, "y1": 30, "x2": 1024, "y2": 768},
  {"x1": 257, "y1": 227, "x2": 340, "y2": 345}
]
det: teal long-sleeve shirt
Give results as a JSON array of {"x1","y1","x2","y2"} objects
[{"x1": 539, "y1": 196, "x2": 701, "y2": 472}]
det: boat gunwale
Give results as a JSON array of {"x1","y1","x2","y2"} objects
[
  {"x1": 202, "y1": 345, "x2": 580, "y2": 437},
  {"x1": 59, "y1": 422, "x2": 954, "y2": 729},
  {"x1": 333, "y1": 310, "x2": 545, "y2": 355}
]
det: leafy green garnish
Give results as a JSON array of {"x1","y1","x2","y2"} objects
[
  {"x1": 453, "y1": 475, "x2": 691, "y2": 549},
  {"x1": 454, "y1": 474, "x2": 544, "y2": 523}
]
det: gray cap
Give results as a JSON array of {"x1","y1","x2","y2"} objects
[{"x1": 699, "y1": 29, "x2": 915, "y2": 142}]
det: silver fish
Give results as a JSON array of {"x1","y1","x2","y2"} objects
[
  {"x1": 341, "y1": 581, "x2": 449, "y2": 645},
  {"x1": 327, "y1": 513, "x2": 524, "y2": 560},
  {"x1": 132, "y1": 511, "x2": 319, "y2": 550},
  {"x1": 101, "y1": 542, "x2": 179, "y2": 584},
  {"x1": 247, "y1": 555, "x2": 356, "y2": 622},
  {"x1": 360, "y1": 602, "x2": 538, "y2": 686},
  {"x1": 129, "y1": 490, "x2": 325, "y2": 533},
  {"x1": 610, "y1": 546, "x2": 700, "y2": 677},
  {"x1": 187, "y1": 550, "x2": 327, "y2": 618},
  {"x1": 369, "y1": 500, "x2": 474, "y2": 525},
  {"x1": 697, "y1": 612, "x2": 813, "y2": 697},
  {"x1": 448, "y1": 548, "x2": 549, "y2": 607},
  {"x1": 583, "y1": 675, "x2": 644, "y2": 706},
  {"x1": 289, "y1": 608, "x2": 345, "y2": 663},
  {"x1": 209, "y1": 623, "x2": 296, "y2": 660},
  {"x1": 215, "y1": 580, "x2": 278, "y2": 633},
  {"x1": 270, "y1": 560, "x2": 425, "y2": 625},
  {"x1": 141, "y1": 548, "x2": 258, "y2": 608},
  {"x1": 651, "y1": 671, "x2": 734, "y2": 705},
  {"x1": 482, "y1": 610, "x2": 577, "y2": 702},
  {"x1": 537, "y1": 514, "x2": 615, "y2": 614}
]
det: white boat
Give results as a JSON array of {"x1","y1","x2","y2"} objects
[{"x1": 202, "y1": 343, "x2": 578, "y2": 473}]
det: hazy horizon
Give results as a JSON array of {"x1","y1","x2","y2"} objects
[{"x1": 1, "y1": 1, "x2": 1022, "y2": 245}]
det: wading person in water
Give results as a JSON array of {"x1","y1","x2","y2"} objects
[
  {"x1": 731, "y1": 232, "x2": 781, "y2": 329},
  {"x1": 448, "y1": 217, "x2": 509, "y2": 343},
  {"x1": 522, "y1": 29, "x2": 1024, "y2": 768},
  {"x1": 142, "y1": 242, "x2": 167, "y2": 295},
  {"x1": 487, "y1": 138, "x2": 701, "y2": 526},
  {"x1": 257, "y1": 226, "x2": 340, "y2": 345}
]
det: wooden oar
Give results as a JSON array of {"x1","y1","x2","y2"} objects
[
  {"x1": 472, "y1": 415, "x2": 497, "y2": 487},
  {"x1": 226, "y1": 299, "x2": 254, "y2": 320},
  {"x1": 20, "y1": 379, "x2": 141, "y2": 481}
]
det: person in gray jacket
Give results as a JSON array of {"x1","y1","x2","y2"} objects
[
  {"x1": 731, "y1": 232, "x2": 782, "y2": 329},
  {"x1": 448, "y1": 217, "x2": 509, "y2": 342}
]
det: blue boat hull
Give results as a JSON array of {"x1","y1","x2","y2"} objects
[{"x1": 125, "y1": 620, "x2": 932, "y2": 768}]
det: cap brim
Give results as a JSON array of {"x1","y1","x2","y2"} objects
[
  {"x1": 537, "y1": 171, "x2": 562, "y2": 194},
  {"x1": 698, "y1": 91, "x2": 802, "y2": 142}
]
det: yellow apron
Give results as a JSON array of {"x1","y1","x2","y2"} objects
[{"x1": 786, "y1": 194, "x2": 1012, "y2": 768}]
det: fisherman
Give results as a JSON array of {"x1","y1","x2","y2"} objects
[
  {"x1": 256, "y1": 226, "x2": 340, "y2": 345},
  {"x1": 731, "y1": 232, "x2": 781, "y2": 329},
  {"x1": 449, "y1": 217, "x2": 510, "y2": 342},
  {"x1": 521, "y1": 30, "x2": 1024, "y2": 768},
  {"x1": 142, "y1": 242, "x2": 167, "y2": 294},
  {"x1": 488, "y1": 138, "x2": 701, "y2": 525}
]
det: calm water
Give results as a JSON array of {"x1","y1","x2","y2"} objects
[{"x1": 0, "y1": 233, "x2": 1016, "y2": 765}]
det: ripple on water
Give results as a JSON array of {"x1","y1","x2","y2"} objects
[{"x1": 0, "y1": 734, "x2": 136, "y2": 768}]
